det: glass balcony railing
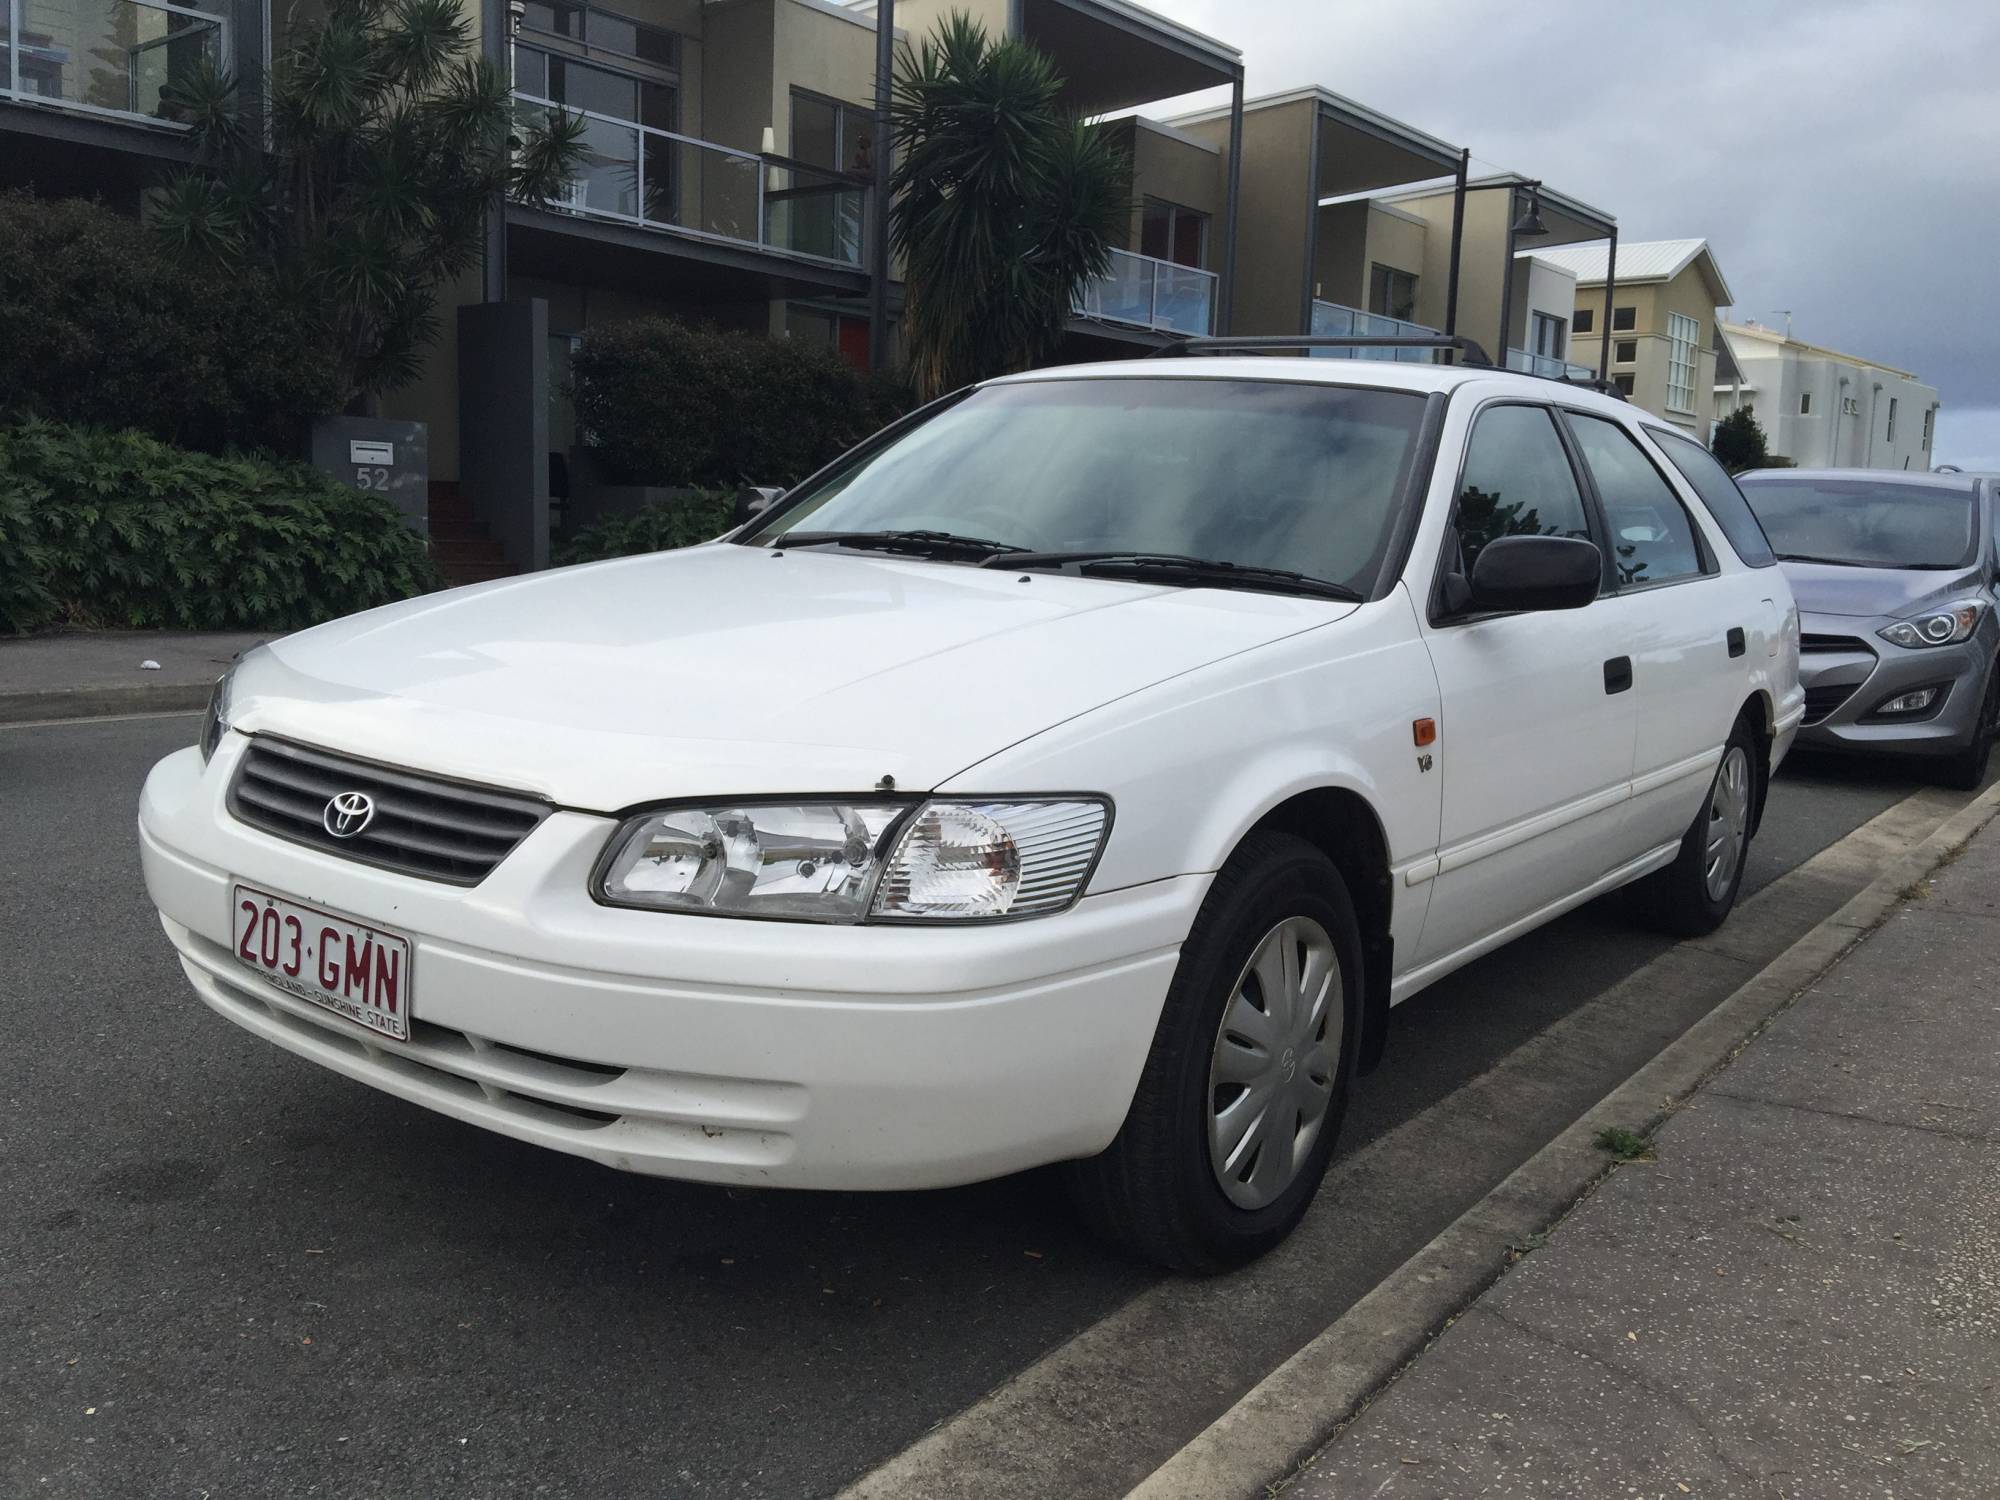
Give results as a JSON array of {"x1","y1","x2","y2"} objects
[
  {"x1": 1308, "y1": 300, "x2": 1446, "y2": 361},
  {"x1": 1507, "y1": 348, "x2": 1596, "y2": 381},
  {"x1": 4, "y1": 0, "x2": 226, "y2": 126},
  {"x1": 1072, "y1": 247, "x2": 1216, "y2": 337},
  {"x1": 513, "y1": 94, "x2": 869, "y2": 268}
]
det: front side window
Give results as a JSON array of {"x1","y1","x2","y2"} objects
[
  {"x1": 1567, "y1": 413, "x2": 1706, "y2": 587},
  {"x1": 1666, "y1": 312, "x2": 1698, "y2": 412},
  {"x1": 1736, "y1": 477, "x2": 1979, "y2": 570},
  {"x1": 1649, "y1": 429, "x2": 1776, "y2": 567},
  {"x1": 750, "y1": 379, "x2": 1430, "y2": 595},
  {"x1": 1450, "y1": 405, "x2": 1593, "y2": 578}
]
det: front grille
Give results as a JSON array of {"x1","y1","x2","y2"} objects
[
  {"x1": 1800, "y1": 633, "x2": 1874, "y2": 655},
  {"x1": 1802, "y1": 683, "x2": 1859, "y2": 726},
  {"x1": 229, "y1": 737, "x2": 550, "y2": 885}
]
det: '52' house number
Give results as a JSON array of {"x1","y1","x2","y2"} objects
[{"x1": 349, "y1": 439, "x2": 395, "y2": 491}]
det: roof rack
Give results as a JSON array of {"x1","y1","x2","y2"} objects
[{"x1": 1149, "y1": 334, "x2": 1495, "y2": 366}]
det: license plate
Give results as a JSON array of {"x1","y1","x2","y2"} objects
[{"x1": 230, "y1": 885, "x2": 413, "y2": 1042}]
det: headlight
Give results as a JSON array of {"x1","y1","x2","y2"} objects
[
  {"x1": 594, "y1": 797, "x2": 1110, "y2": 923},
  {"x1": 199, "y1": 668, "x2": 234, "y2": 763},
  {"x1": 1878, "y1": 603, "x2": 1983, "y2": 649}
]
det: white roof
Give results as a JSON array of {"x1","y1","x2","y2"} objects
[{"x1": 1528, "y1": 238, "x2": 1733, "y2": 304}]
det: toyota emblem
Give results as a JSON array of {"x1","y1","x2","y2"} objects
[{"x1": 323, "y1": 791, "x2": 376, "y2": 839}]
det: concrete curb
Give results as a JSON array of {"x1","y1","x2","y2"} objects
[
  {"x1": 1127, "y1": 778, "x2": 2000, "y2": 1500},
  {"x1": 0, "y1": 685, "x2": 211, "y2": 725}
]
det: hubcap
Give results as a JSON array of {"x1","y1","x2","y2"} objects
[
  {"x1": 1205, "y1": 915, "x2": 1342, "y2": 1211},
  {"x1": 1703, "y1": 745, "x2": 1752, "y2": 902}
]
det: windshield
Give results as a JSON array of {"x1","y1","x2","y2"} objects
[
  {"x1": 1737, "y1": 475, "x2": 1979, "y2": 570},
  {"x1": 746, "y1": 377, "x2": 1431, "y2": 594}
]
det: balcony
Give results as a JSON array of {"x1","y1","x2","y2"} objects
[
  {"x1": 3, "y1": 0, "x2": 226, "y2": 127},
  {"x1": 513, "y1": 94, "x2": 869, "y2": 269},
  {"x1": 1072, "y1": 248, "x2": 1217, "y2": 337},
  {"x1": 1507, "y1": 348, "x2": 1596, "y2": 381},
  {"x1": 1308, "y1": 300, "x2": 1446, "y2": 361}
]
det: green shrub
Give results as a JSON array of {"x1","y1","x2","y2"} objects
[
  {"x1": 0, "y1": 193, "x2": 345, "y2": 455},
  {"x1": 554, "y1": 492, "x2": 739, "y2": 566},
  {"x1": 0, "y1": 419, "x2": 441, "y2": 632},
  {"x1": 0, "y1": 482, "x2": 54, "y2": 635},
  {"x1": 570, "y1": 318, "x2": 911, "y2": 488}
]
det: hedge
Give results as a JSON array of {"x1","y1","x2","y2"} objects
[
  {"x1": 554, "y1": 492, "x2": 739, "y2": 566},
  {"x1": 0, "y1": 420, "x2": 441, "y2": 634},
  {"x1": 570, "y1": 317, "x2": 912, "y2": 489},
  {"x1": 0, "y1": 193, "x2": 345, "y2": 455}
]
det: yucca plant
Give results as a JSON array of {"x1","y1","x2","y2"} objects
[
  {"x1": 153, "y1": 0, "x2": 587, "y2": 412},
  {"x1": 890, "y1": 12, "x2": 1131, "y2": 400}
]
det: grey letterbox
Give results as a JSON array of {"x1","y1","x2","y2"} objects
[{"x1": 309, "y1": 416, "x2": 430, "y2": 536}]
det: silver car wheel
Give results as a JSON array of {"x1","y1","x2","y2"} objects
[
  {"x1": 1205, "y1": 914, "x2": 1341, "y2": 1211},
  {"x1": 1703, "y1": 744, "x2": 1752, "y2": 902}
]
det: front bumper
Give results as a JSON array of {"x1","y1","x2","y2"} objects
[
  {"x1": 140, "y1": 739, "x2": 1197, "y2": 1190},
  {"x1": 1794, "y1": 615, "x2": 1988, "y2": 759}
]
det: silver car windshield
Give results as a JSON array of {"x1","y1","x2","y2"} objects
[
  {"x1": 1738, "y1": 476, "x2": 1979, "y2": 569},
  {"x1": 746, "y1": 377, "x2": 1430, "y2": 595}
]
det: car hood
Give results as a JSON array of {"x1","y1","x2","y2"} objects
[
  {"x1": 228, "y1": 544, "x2": 1348, "y2": 810},
  {"x1": 1781, "y1": 561, "x2": 1984, "y2": 621}
]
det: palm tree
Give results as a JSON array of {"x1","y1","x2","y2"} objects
[
  {"x1": 890, "y1": 12, "x2": 1131, "y2": 400},
  {"x1": 152, "y1": 0, "x2": 585, "y2": 412}
]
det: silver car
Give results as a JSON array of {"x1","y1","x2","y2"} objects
[{"x1": 1736, "y1": 468, "x2": 1999, "y2": 788}]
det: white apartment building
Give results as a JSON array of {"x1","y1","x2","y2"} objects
[{"x1": 1716, "y1": 321, "x2": 1941, "y2": 471}]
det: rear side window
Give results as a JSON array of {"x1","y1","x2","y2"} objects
[
  {"x1": 1451, "y1": 404, "x2": 1593, "y2": 575},
  {"x1": 1566, "y1": 413, "x2": 1706, "y2": 588},
  {"x1": 1648, "y1": 429, "x2": 1777, "y2": 567}
]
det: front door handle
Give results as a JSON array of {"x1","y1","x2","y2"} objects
[
  {"x1": 1727, "y1": 627, "x2": 1747, "y2": 658},
  {"x1": 1604, "y1": 656, "x2": 1633, "y2": 695}
]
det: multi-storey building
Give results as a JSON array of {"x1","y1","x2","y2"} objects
[{"x1": 1715, "y1": 321, "x2": 1941, "y2": 471}]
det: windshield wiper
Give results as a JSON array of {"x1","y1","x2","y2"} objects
[
  {"x1": 1775, "y1": 553, "x2": 1872, "y2": 568},
  {"x1": 772, "y1": 529, "x2": 1030, "y2": 559},
  {"x1": 992, "y1": 550, "x2": 1363, "y2": 603}
]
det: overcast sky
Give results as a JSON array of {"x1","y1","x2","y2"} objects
[{"x1": 1132, "y1": 0, "x2": 2000, "y2": 468}]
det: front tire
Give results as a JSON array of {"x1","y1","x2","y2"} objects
[
  {"x1": 1066, "y1": 831, "x2": 1362, "y2": 1273},
  {"x1": 1629, "y1": 718, "x2": 1758, "y2": 937},
  {"x1": 1937, "y1": 662, "x2": 2000, "y2": 791}
]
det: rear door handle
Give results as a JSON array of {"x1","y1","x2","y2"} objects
[
  {"x1": 1727, "y1": 627, "x2": 1746, "y2": 658},
  {"x1": 1604, "y1": 656, "x2": 1633, "y2": 695}
]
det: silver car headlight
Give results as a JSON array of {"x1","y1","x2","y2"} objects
[
  {"x1": 199, "y1": 667, "x2": 235, "y2": 763},
  {"x1": 1878, "y1": 603, "x2": 1984, "y2": 650},
  {"x1": 593, "y1": 797, "x2": 1110, "y2": 923}
]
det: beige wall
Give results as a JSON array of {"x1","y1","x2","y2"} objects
[
  {"x1": 1310, "y1": 201, "x2": 1428, "y2": 315},
  {"x1": 771, "y1": 0, "x2": 881, "y2": 153},
  {"x1": 1572, "y1": 267, "x2": 1721, "y2": 430},
  {"x1": 888, "y1": 0, "x2": 1008, "y2": 45},
  {"x1": 1109, "y1": 120, "x2": 1225, "y2": 256},
  {"x1": 1394, "y1": 187, "x2": 1512, "y2": 350},
  {"x1": 1181, "y1": 97, "x2": 1312, "y2": 335}
]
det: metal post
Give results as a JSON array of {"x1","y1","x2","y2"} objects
[
  {"x1": 480, "y1": 0, "x2": 510, "y2": 303},
  {"x1": 1298, "y1": 104, "x2": 1323, "y2": 334},
  {"x1": 1442, "y1": 148, "x2": 1468, "y2": 351},
  {"x1": 9, "y1": 0, "x2": 21, "y2": 94},
  {"x1": 867, "y1": 0, "x2": 895, "y2": 370},
  {"x1": 1596, "y1": 229, "x2": 1617, "y2": 381},
  {"x1": 1494, "y1": 186, "x2": 1519, "y2": 369},
  {"x1": 1217, "y1": 69, "x2": 1243, "y2": 335}
]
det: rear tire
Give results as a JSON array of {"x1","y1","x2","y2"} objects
[
  {"x1": 1066, "y1": 831, "x2": 1362, "y2": 1273},
  {"x1": 1629, "y1": 718, "x2": 1758, "y2": 938},
  {"x1": 1937, "y1": 663, "x2": 2000, "y2": 792}
]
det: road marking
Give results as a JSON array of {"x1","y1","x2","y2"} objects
[
  {"x1": 0, "y1": 710, "x2": 201, "y2": 731},
  {"x1": 835, "y1": 782, "x2": 1978, "y2": 1500}
]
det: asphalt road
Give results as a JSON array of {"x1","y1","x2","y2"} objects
[{"x1": 0, "y1": 715, "x2": 1962, "y2": 1498}]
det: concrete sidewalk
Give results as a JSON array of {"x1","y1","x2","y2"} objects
[
  {"x1": 0, "y1": 631, "x2": 272, "y2": 722},
  {"x1": 1287, "y1": 824, "x2": 2000, "y2": 1497}
]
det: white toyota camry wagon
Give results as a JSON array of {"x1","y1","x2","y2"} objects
[{"x1": 140, "y1": 343, "x2": 1804, "y2": 1270}]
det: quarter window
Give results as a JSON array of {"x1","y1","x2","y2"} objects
[
  {"x1": 1568, "y1": 414, "x2": 1706, "y2": 587},
  {"x1": 1451, "y1": 405, "x2": 1594, "y2": 578}
]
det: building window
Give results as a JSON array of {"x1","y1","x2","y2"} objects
[
  {"x1": 1141, "y1": 199, "x2": 1209, "y2": 269},
  {"x1": 521, "y1": 2, "x2": 679, "y2": 68},
  {"x1": 1530, "y1": 310, "x2": 1567, "y2": 360},
  {"x1": 1799, "y1": 391, "x2": 1812, "y2": 415},
  {"x1": 1923, "y1": 406, "x2": 1935, "y2": 449},
  {"x1": 786, "y1": 304, "x2": 871, "y2": 370},
  {"x1": 1611, "y1": 305, "x2": 1637, "y2": 332},
  {"x1": 1887, "y1": 397, "x2": 1898, "y2": 442},
  {"x1": 1665, "y1": 312, "x2": 1698, "y2": 413},
  {"x1": 791, "y1": 91, "x2": 875, "y2": 175},
  {"x1": 1573, "y1": 307, "x2": 1595, "y2": 335},
  {"x1": 1614, "y1": 339, "x2": 1637, "y2": 364},
  {"x1": 1843, "y1": 396, "x2": 1861, "y2": 416},
  {"x1": 1369, "y1": 264, "x2": 1419, "y2": 322},
  {"x1": 1613, "y1": 374, "x2": 1635, "y2": 396}
]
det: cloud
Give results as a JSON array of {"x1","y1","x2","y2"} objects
[{"x1": 1135, "y1": 0, "x2": 2000, "y2": 413}]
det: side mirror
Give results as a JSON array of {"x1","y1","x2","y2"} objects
[
  {"x1": 1466, "y1": 534, "x2": 1602, "y2": 613},
  {"x1": 733, "y1": 486, "x2": 784, "y2": 527}
]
